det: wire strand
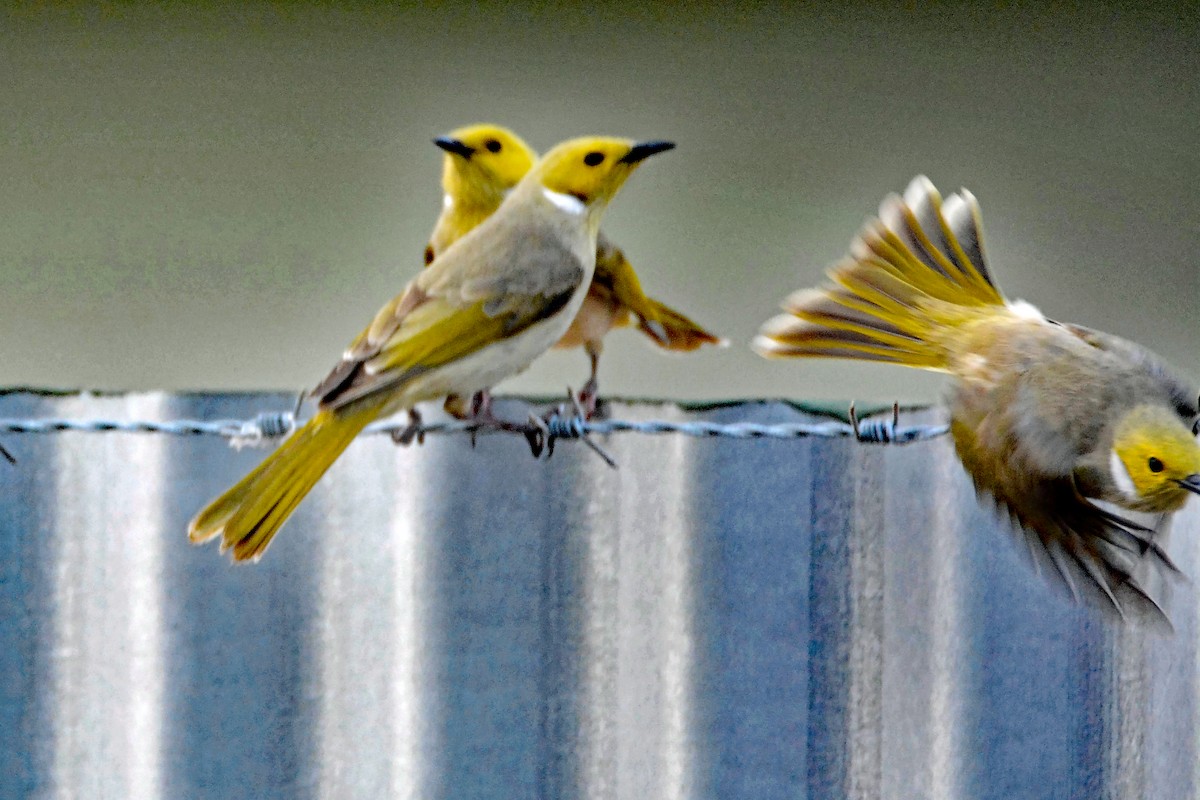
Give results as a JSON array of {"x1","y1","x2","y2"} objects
[{"x1": 0, "y1": 407, "x2": 949, "y2": 445}]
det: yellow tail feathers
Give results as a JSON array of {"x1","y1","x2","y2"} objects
[
  {"x1": 188, "y1": 404, "x2": 381, "y2": 561},
  {"x1": 637, "y1": 298, "x2": 724, "y2": 351},
  {"x1": 754, "y1": 175, "x2": 1006, "y2": 372}
]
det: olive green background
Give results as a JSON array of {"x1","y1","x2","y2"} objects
[{"x1": 1, "y1": 1, "x2": 1196, "y2": 403}]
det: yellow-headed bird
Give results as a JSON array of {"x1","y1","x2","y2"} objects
[
  {"x1": 428, "y1": 124, "x2": 721, "y2": 414},
  {"x1": 190, "y1": 136, "x2": 675, "y2": 561},
  {"x1": 754, "y1": 175, "x2": 1200, "y2": 623}
]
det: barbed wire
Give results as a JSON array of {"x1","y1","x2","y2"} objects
[{"x1": 0, "y1": 403, "x2": 949, "y2": 451}]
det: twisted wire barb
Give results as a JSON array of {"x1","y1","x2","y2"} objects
[{"x1": 0, "y1": 408, "x2": 949, "y2": 445}]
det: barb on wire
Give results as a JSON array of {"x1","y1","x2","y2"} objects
[
  {"x1": 539, "y1": 389, "x2": 617, "y2": 468},
  {"x1": 0, "y1": 400, "x2": 951, "y2": 460}
]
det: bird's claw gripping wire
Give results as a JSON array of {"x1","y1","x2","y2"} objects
[
  {"x1": 391, "y1": 408, "x2": 426, "y2": 447},
  {"x1": 535, "y1": 389, "x2": 617, "y2": 468},
  {"x1": 452, "y1": 389, "x2": 614, "y2": 464},
  {"x1": 460, "y1": 392, "x2": 546, "y2": 457},
  {"x1": 477, "y1": 417, "x2": 549, "y2": 460},
  {"x1": 577, "y1": 378, "x2": 601, "y2": 420}
]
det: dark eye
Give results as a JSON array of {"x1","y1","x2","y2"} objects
[
  {"x1": 484, "y1": 139, "x2": 501, "y2": 153},
  {"x1": 1148, "y1": 457, "x2": 1164, "y2": 473},
  {"x1": 583, "y1": 151, "x2": 605, "y2": 166}
]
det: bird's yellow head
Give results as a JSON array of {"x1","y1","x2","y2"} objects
[
  {"x1": 530, "y1": 137, "x2": 674, "y2": 217},
  {"x1": 1111, "y1": 404, "x2": 1200, "y2": 512},
  {"x1": 434, "y1": 124, "x2": 537, "y2": 204}
]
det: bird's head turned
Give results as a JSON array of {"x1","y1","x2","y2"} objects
[
  {"x1": 434, "y1": 124, "x2": 537, "y2": 202},
  {"x1": 528, "y1": 137, "x2": 674, "y2": 219},
  {"x1": 1111, "y1": 404, "x2": 1200, "y2": 512}
]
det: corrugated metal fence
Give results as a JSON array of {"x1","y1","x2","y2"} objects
[{"x1": 0, "y1": 392, "x2": 1196, "y2": 799}]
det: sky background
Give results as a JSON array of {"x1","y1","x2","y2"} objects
[{"x1": 1, "y1": 1, "x2": 1196, "y2": 404}]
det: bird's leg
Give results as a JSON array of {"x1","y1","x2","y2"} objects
[
  {"x1": 390, "y1": 407, "x2": 425, "y2": 446},
  {"x1": 577, "y1": 341, "x2": 603, "y2": 419},
  {"x1": 470, "y1": 390, "x2": 492, "y2": 418},
  {"x1": 466, "y1": 390, "x2": 494, "y2": 449},
  {"x1": 0, "y1": 439, "x2": 14, "y2": 465}
]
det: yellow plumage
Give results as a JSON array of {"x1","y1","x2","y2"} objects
[
  {"x1": 190, "y1": 135, "x2": 675, "y2": 561},
  {"x1": 189, "y1": 404, "x2": 380, "y2": 561},
  {"x1": 756, "y1": 175, "x2": 1200, "y2": 624},
  {"x1": 428, "y1": 124, "x2": 720, "y2": 405}
]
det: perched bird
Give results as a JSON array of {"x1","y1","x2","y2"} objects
[
  {"x1": 754, "y1": 175, "x2": 1200, "y2": 623},
  {"x1": 428, "y1": 123, "x2": 721, "y2": 415},
  {"x1": 190, "y1": 136, "x2": 675, "y2": 561}
]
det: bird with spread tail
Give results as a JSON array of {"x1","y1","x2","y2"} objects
[
  {"x1": 427, "y1": 123, "x2": 722, "y2": 416},
  {"x1": 754, "y1": 175, "x2": 1200, "y2": 624},
  {"x1": 189, "y1": 136, "x2": 675, "y2": 561}
]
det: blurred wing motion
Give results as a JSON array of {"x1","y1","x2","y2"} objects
[{"x1": 755, "y1": 175, "x2": 1176, "y2": 626}]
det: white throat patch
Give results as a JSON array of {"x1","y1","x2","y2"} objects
[
  {"x1": 542, "y1": 188, "x2": 586, "y2": 216},
  {"x1": 442, "y1": 193, "x2": 454, "y2": 210},
  {"x1": 1006, "y1": 299, "x2": 1045, "y2": 321},
  {"x1": 1110, "y1": 449, "x2": 1138, "y2": 500}
]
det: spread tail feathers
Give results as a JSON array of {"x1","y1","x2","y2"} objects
[
  {"x1": 637, "y1": 298, "x2": 724, "y2": 351},
  {"x1": 188, "y1": 403, "x2": 381, "y2": 561},
  {"x1": 753, "y1": 175, "x2": 1006, "y2": 371}
]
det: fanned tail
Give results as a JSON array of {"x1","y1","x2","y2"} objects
[
  {"x1": 753, "y1": 175, "x2": 1006, "y2": 371},
  {"x1": 188, "y1": 402, "x2": 382, "y2": 561}
]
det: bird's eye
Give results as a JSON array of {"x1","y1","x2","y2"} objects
[
  {"x1": 583, "y1": 152, "x2": 605, "y2": 167},
  {"x1": 1148, "y1": 457, "x2": 1164, "y2": 473},
  {"x1": 484, "y1": 139, "x2": 501, "y2": 153},
  {"x1": 1193, "y1": 419, "x2": 1200, "y2": 436}
]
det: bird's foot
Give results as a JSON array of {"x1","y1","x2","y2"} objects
[
  {"x1": 442, "y1": 393, "x2": 473, "y2": 421},
  {"x1": 461, "y1": 397, "x2": 548, "y2": 458},
  {"x1": 464, "y1": 391, "x2": 516, "y2": 450},
  {"x1": 576, "y1": 378, "x2": 601, "y2": 420},
  {"x1": 390, "y1": 408, "x2": 426, "y2": 447}
]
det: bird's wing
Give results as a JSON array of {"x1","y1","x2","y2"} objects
[
  {"x1": 1006, "y1": 473, "x2": 1173, "y2": 629},
  {"x1": 591, "y1": 232, "x2": 662, "y2": 339},
  {"x1": 1061, "y1": 322, "x2": 1199, "y2": 423},
  {"x1": 954, "y1": 389, "x2": 1174, "y2": 628},
  {"x1": 312, "y1": 216, "x2": 587, "y2": 409},
  {"x1": 424, "y1": 210, "x2": 589, "y2": 302},
  {"x1": 591, "y1": 232, "x2": 722, "y2": 350}
]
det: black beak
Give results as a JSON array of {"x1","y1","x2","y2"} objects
[
  {"x1": 619, "y1": 140, "x2": 675, "y2": 164},
  {"x1": 433, "y1": 137, "x2": 475, "y2": 159},
  {"x1": 1175, "y1": 474, "x2": 1200, "y2": 495}
]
